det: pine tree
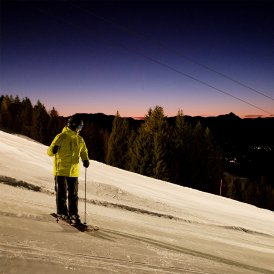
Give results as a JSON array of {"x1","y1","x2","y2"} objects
[
  {"x1": 9, "y1": 95, "x2": 22, "y2": 132},
  {"x1": 20, "y1": 97, "x2": 33, "y2": 137},
  {"x1": 82, "y1": 122, "x2": 110, "y2": 162},
  {"x1": 31, "y1": 100, "x2": 49, "y2": 143},
  {"x1": 130, "y1": 106, "x2": 170, "y2": 180},
  {"x1": 0, "y1": 95, "x2": 12, "y2": 129},
  {"x1": 46, "y1": 107, "x2": 61, "y2": 145},
  {"x1": 171, "y1": 110, "x2": 192, "y2": 185},
  {"x1": 106, "y1": 111, "x2": 130, "y2": 169},
  {"x1": 129, "y1": 125, "x2": 153, "y2": 176}
]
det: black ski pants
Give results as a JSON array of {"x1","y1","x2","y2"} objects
[{"x1": 55, "y1": 176, "x2": 79, "y2": 217}]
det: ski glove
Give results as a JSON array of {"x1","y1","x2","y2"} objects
[
  {"x1": 52, "y1": 145, "x2": 59, "y2": 154},
  {"x1": 83, "y1": 160, "x2": 89, "y2": 168}
]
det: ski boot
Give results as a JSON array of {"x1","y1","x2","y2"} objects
[
  {"x1": 70, "y1": 214, "x2": 81, "y2": 225},
  {"x1": 56, "y1": 214, "x2": 70, "y2": 223}
]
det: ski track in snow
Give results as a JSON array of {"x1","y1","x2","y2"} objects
[{"x1": 1, "y1": 207, "x2": 273, "y2": 274}]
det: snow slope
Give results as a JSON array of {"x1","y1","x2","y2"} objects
[{"x1": 0, "y1": 130, "x2": 274, "y2": 274}]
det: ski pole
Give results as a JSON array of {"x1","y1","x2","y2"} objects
[{"x1": 84, "y1": 167, "x2": 87, "y2": 225}]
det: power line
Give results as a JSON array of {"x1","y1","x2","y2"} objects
[
  {"x1": 169, "y1": 53, "x2": 274, "y2": 101},
  {"x1": 70, "y1": 2, "x2": 274, "y2": 101},
  {"x1": 125, "y1": 48, "x2": 274, "y2": 116}
]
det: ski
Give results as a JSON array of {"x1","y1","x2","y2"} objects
[{"x1": 50, "y1": 213, "x2": 99, "y2": 232}]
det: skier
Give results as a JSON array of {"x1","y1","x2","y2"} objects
[{"x1": 47, "y1": 115, "x2": 89, "y2": 224}]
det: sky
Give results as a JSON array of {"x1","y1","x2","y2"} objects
[{"x1": 1, "y1": 0, "x2": 274, "y2": 118}]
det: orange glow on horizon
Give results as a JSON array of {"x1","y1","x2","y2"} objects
[{"x1": 56, "y1": 106, "x2": 272, "y2": 119}]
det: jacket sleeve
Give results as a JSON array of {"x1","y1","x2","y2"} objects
[
  {"x1": 80, "y1": 139, "x2": 89, "y2": 161},
  {"x1": 47, "y1": 133, "x2": 65, "y2": 157}
]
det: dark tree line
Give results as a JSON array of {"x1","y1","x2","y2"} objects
[
  {"x1": 2, "y1": 94, "x2": 273, "y2": 211},
  {"x1": 106, "y1": 106, "x2": 223, "y2": 194},
  {"x1": 0, "y1": 95, "x2": 222, "y2": 194},
  {"x1": 0, "y1": 95, "x2": 64, "y2": 144}
]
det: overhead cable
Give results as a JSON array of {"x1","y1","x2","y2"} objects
[{"x1": 70, "y1": 2, "x2": 274, "y2": 101}]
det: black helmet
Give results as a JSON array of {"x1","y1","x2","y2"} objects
[{"x1": 67, "y1": 116, "x2": 84, "y2": 132}]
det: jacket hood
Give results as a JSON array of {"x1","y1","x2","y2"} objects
[{"x1": 62, "y1": 126, "x2": 79, "y2": 135}]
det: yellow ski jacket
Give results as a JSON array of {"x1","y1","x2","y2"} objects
[{"x1": 47, "y1": 127, "x2": 89, "y2": 177}]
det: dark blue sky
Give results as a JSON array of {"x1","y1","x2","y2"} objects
[{"x1": 1, "y1": 1, "x2": 274, "y2": 117}]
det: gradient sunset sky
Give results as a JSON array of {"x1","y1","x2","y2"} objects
[{"x1": 1, "y1": 1, "x2": 274, "y2": 118}]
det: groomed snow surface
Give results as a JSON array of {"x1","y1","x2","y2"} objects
[{"x1": 0, "y1": 130, "x2": 274, "y2": 274}]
